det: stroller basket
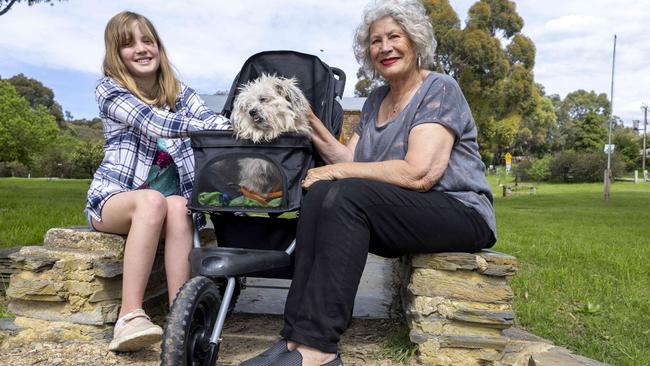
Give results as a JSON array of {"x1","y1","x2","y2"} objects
[{"x1": 189, "y1": 130, "x2": 313, "y2": 214}]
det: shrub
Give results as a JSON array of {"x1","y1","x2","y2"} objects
[
  {"x1": 0, "y1": 161, "x2": 30, "y2": 177},
  {"x1": 549, "y1": 151, "x2": 624, "y2": 183},
  {"x1": 528, "y1": 155, "x2": 552, "y2": 181},
  {"x1": 512, "y1": 159, "x2": 532, "y2": 180},
  {"x1": 512, "y1": 155, "x2": 551, "y2": 182}
]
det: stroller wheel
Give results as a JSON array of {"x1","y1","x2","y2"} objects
[{"x1": 161, "y1": 276, "x2": 221, "y2": 366}]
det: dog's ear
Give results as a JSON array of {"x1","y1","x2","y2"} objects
[{"x1": 274, "y1": 77, "x2": 309, "y2": 113}]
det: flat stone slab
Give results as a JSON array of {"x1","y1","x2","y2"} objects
[
  {"x1": 529, "y1": 346, "x2": 611, "y2": 366},
  {"x1": 44, "y1": 227, "x2": 126, "y2": 259},
  {"x1": 408, "y1": 268, "x2": 514, "y2": 304},
  {"x1": 410, "y1": 250, "x2": 517, "y2": 277}
]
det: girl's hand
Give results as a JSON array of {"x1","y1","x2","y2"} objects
[{"x1": 302, "y1": 165, "x2": 339, "y2": 189}]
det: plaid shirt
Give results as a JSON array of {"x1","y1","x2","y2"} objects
[{"x1": 86, "y1": 77, "x2": 230, "y2": 221}]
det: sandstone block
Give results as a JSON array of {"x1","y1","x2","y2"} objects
[
  {"x1": 410, "y1": 250, "x2": 517, "y2": 277},
  {"x1": 6, "y1": 270, "x2": 64, "y2": 302},
  {"x1": 8, "y1": 246, "x2": 57, "y2": 272},
  {"x1": 408, "y1": 315, "x2": 503, "y2": 337},
  {"x1": 408, "y1": 268, "x2": 513, "y2": 304},
  {"x1": 417, "y1": 343, "x2": 502, "y2": 366},
  {"x1": 527, "y1": 347, "x2": 611, "y2": 366},
  {"x1": 91, "y1": 258, "x2": 123, "y2": 278},
  {"x1": 44, "y1": 226, "x2": 125, "y2": 259},
  {"x1": 9, "y1": 299, "x2": 120, "y2": 325},
  {"x1": 88, "y1": 278, "x2": 122, "y2": 303},
  {"x1": 6, "y1": 316, "x2": 112, "y2": 346},
  {"x1": 411, "y1": 329, "x2": 510, "y2": 350},
  {"x1": 406, "y1": 295, "x2": 515, "y2": 329}
]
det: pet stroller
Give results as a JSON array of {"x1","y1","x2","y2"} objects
[{"x1": 160, "y1": 50, "x2": 346, "y2": 366}]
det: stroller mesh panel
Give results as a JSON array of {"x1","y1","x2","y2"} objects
[{"x1": 189, "y1": 130, "x2": 313, "y2": 214}]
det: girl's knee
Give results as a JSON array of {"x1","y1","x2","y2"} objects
[
  {"x1": 136, "y1": 190, "x2": 167, "y2": 219},
  {"x1": 165, "y1": 195, "x2": 188, "y2": 214}
]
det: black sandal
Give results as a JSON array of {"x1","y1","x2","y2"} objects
[{"x1": 271, "y1": 349, "x2": 343, "y2": 366}]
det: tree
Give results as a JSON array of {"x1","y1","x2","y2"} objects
[
  {"x1": 513, "y1": 87, "x2": 556, "y2": 156},
  {"x1": 566, "y1": 111, "x2": 608, "y2": 152},
  {"x1": 354, "y1": 67, "x2": 384, "y2": 97},
  {"x1": 6, "y1": 73, "x2": 65, "y2": 128},
  {"x1": 0, "y1": 0, "x2": 65, "y2": 16},
  {"x1": 612, "y1": 125, "x2": 641, "y2": 171},
  {"x1": 556, "y1": 89, "x2": 610, "y2": 126},
  {"x1": 0, "y1": 81, "x2": 59, "y2": 165},
  {"x1": 426, "y1": 0, "x2": 538, "y2": 162},
  {"x1": 553, "y1": 89, "x2": 611, "y2": 152},
  {"x1": 72, "y1": 140, "x2": 103, "y2": 177}
]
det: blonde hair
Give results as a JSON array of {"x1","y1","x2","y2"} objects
[{"x1": 102, "y1": 11, "x2": 179, "y2": 111}]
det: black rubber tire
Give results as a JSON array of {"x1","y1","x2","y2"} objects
[{"x1": 161, "y1": 276, "x2": 221, "y2": 366}]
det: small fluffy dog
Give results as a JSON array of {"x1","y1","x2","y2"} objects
[
  {"x1": 232, "y1": 74, "x2": 311, "y2": 143},
  {"x1": 230, "y1": 74, "x2": 312, "y2": 204}
]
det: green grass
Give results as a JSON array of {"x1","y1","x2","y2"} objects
[
  {"x1": 375, "y1": 323, "x2": 418, "y2": 363},
  {"x1": 0, "y1": 178, "x2": 88, "y2": 247},
  {"x1": 1, "y1": 177, "x2": 650, "y2": 365},
  {"x1": 490, "y1": 175, "x2": 650, "y2": 366}
]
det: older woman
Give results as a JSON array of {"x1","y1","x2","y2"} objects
[{"x1": 240, "y1": 1, "x2": 496, "y2": 365}]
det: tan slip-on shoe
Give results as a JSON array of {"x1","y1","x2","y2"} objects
[{"x1": 108, "y1": 309, "x2": 163, "y2": 352}]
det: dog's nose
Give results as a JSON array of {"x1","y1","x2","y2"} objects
[{"x1": 249, "y1": 109, "x2": 258, "y2": 117}]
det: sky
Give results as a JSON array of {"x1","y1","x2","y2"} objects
[{"x1": 0, "y1": 0, "x2": 648, "y2": 126}]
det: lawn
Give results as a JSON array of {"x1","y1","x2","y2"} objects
[
  {"x1": 0, "y1": 178, "x2": 88, "y2": 247},
  {"x1": 490, "y1": 176, "x2": 650, "y2": 366},
  {"x1": 1, "y1": 177, "x2": 649, "y2": 365}
]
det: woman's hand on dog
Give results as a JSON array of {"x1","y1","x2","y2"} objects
[{"x1": 302, "y1": 165, "x2": 339, "y2": 189}]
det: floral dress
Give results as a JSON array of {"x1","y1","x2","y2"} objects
[{"x1": 139, "y1": 138, "x2": 179, "y2": 196}]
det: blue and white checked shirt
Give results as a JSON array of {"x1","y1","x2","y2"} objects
[{"x1": 86, "y1": 77, "x2": 230, "y2": 222}]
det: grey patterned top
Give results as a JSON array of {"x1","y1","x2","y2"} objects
[{"x1": 353, "y1": 72, "x2": 496, "y2": 237}]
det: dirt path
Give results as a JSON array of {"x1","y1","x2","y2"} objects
[{"x1": 0, "y1": 314, "x2": 415, "y2": 366}]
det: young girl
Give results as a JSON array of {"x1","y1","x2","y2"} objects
[{"x1": 85, "y1": 11, "x2": 229, "y2": 352}]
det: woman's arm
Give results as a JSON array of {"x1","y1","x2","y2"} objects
[
  {"x1": 96, "y1": 78, "x2": 223, "y2": 139},
  {"x1": 308, "y1": 110, "x2": 358, "y2": 164},
  {"x1": 302, "y1": 123, "x2": 454, "y2": 192}
]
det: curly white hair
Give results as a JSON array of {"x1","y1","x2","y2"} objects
[{"x1": 353, "y1": 0, "x2": 436, "y2": 77}]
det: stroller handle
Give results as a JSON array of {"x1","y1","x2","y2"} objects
[{"x1": 331, "y1": 67, "x2": 346, "y2": 99}]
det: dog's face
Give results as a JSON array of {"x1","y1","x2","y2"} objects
[{"x1": 232, "y1": 74, "x2": 311, "y2": 142}]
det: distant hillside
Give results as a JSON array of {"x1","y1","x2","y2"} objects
[{"x1": 66, "y1": 118, "x2": 104, "y2": 143}]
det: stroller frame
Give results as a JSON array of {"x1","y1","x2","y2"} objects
[{"x1": 160, "y1": 50, "x2": 345, "y2": 366}]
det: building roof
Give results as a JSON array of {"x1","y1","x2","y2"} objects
[{"x1": 201, "y1": 94, "x2": 366, "y2": 113}]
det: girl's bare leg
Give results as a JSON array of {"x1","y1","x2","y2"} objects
[
  {"x1": 162, "y1": 195, "x2": 193, "y2": 304},
  {"x1": 92, "y1": 190, "x2": 167, "y2": 318}
]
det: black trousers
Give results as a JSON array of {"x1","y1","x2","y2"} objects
[{"x1": 280, "y1": 178, "x2": 495, "y2": 353}]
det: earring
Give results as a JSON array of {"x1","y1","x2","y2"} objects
[{"x1": 417, "y1": 55, "x2": 421, "y2": 69}]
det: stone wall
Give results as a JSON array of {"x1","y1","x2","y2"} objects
[
  {"x1": 341, "y1": 111, "x2": 360, "y2": 144},
  {"x1": 403, "y1": 250, "x2": 518, "y2": 366},
  {"x1": 6, "y1": 226, "x2": 167, "y2": 344}
]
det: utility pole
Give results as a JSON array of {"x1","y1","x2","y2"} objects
[
  {"x1": 604, "y1": 34, "x2": 616, "y2": 201},
  {"x1": 643, "y1": 104, "x2": 649, "y2": 182}
]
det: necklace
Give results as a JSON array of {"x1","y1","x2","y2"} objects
[{"x1": 381, "y1": 75, "x2": 424, "y2": 122}]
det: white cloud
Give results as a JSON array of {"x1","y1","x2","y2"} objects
[
  {"x1": 0, "y1": 0, "x2": 649, "y2": 124},
  {"x1": 542, "y1": 15, "x2": 607, "y2": 35}
]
